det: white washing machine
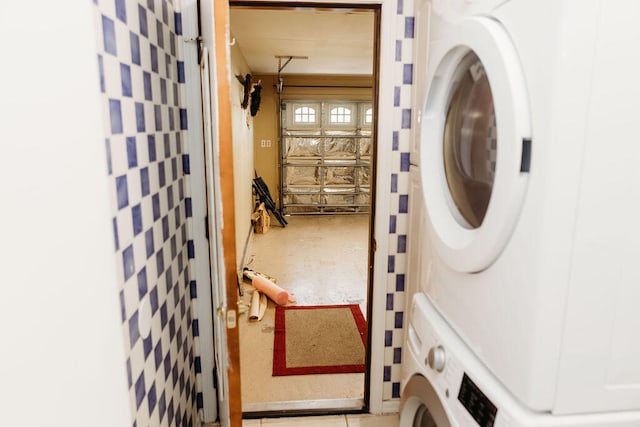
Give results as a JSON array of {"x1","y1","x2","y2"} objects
[
  {"x1": 400, "y1": 293, "x2": 640, "y2": 426},
  {"x1": 407, "y1": 0, "x2": 640, "y2": 418}
]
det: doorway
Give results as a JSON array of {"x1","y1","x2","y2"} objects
[{"x1": 228, "y1": 2, "x2": 380, "y2": 416}]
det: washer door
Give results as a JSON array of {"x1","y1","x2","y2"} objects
[
  {"x1": 400, "y1": 375, "x2": 452, "y2": 427},
  {"x1": 420, "y1": 17, "x2": 531, "y2": 273}
]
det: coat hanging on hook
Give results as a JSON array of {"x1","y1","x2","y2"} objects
[
  {"x1": 241, "y1": 73, "x2": 252, "y2": 109},
  {"x1": 250, "y1": 80, "x2": 262, "y2": 117}
]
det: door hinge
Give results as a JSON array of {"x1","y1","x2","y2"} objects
[{"x1": 204, "y1": 215, "x2": 209, "y2": 240}]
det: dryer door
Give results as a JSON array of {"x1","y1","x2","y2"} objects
[
  {"x1": 400, "y1": 375, "x2": 452, "y2": 427},
  {"x1": 420, "y1": 17, "x2": 531, "y2": 273}
]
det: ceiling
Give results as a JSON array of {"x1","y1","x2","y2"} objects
[{"x1": 229, "y1": 7, "x2": 375, "y2": 75}]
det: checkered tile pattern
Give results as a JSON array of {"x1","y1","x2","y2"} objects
[
  {"x1": 487, "y1": 112, "x2": 498, "y2": 181},
  {"x1": 383, "y1": 0, "x2": 416, "y2": 400},
  {"x1": 94, "y1": 0, "x2": 202, "y2": 425}
]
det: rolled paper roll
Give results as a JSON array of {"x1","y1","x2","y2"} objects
[
  {"x1": 243, "y1": 268, "x2": 276, "y2": 283},
  {"x1": 251, "y1": 273, "x2": 290, "y2": 305},
  {"x1": 249, "y1": 290, "x2": 261, "y2": 321},
  {"x1": 257, "y1": 292, "x2": 267, "y2": 321}
]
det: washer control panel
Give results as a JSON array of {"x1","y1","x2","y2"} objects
[
  {"x1": 458, "y1": 372, "x2": 497, "y2": 426},
  {"x1": 427, "y1": 345, "x2": 446, "y2": 372}
]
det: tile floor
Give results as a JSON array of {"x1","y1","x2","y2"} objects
[
  {"x1": 239, "y1": 215, "x2": 370, "y2": 410},
  {"x1": 241, "y1": 413, "x2": 399, "y2": 426}
]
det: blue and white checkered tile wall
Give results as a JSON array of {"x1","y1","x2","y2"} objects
[
  {"x1": 383, "y1": 0, "x2": 415, "y2": 401},
  {"x1": 94, "y1": 0, "x2": 202, "y2": 425}
]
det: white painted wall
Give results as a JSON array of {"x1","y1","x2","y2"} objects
[
  {"x1": 0, "y1": 2, "x2": 130, "y2": 425},
  {"x1": 229, "y1": 40, "x2": 255, "y2": 270}
]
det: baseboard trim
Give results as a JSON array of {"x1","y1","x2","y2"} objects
[
  {"x1": 242, "y1": 398, "x2": 365, "y2": 415},
  {"x1": 381, "y1": 399, "x2": 400, "y2": 414}
]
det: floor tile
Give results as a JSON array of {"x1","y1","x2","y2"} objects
[
  {"x1": 242, "y1": 419, "x2": 262, "y2": 426},
  {"x1": 346, "y1": 413, "x2": 399, "y2": 427},
  {"x1": 261, "y1": 415, "x2": 348, "y2": 426}
]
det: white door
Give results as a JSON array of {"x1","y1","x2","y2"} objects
[
  {"x1": 420, "y1": 17, "x2": 531, "y2": 273},
  {"x1": 182, "y1": 1, "x2": 223, "y2": 423},
  {"x1": 200, "y1": 46, "x2": 231, "y2": 425}
]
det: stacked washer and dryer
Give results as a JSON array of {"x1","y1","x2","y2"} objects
[{"x1": 401, "y1": 0, "x2": 640, "y2": 425}]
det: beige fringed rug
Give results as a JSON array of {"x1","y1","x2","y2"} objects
[{"x1": 272, "y1": 304, "x2": 366, "y2": 376}]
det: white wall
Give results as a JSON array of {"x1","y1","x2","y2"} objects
[
  {"x1": 229, "y1": 39, "x2": 255, "y2": 269},
  {"x1": 0, "y1": 1, "x2": 130, "y2": 426}
]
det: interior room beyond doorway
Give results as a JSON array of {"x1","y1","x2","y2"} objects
[
  {"x1": 228, "y1": 3, "x2": 378, "y2": 415},
  {"x1": 239, "y1": 215, "x2": 369, "y2": 412}
]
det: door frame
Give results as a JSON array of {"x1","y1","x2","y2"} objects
[
  {"x1": 187, "y1": 0, "x2": 398, "y2": 422},
  {"x1": 233, "y1": 3, "x2": 380, "y2": 415},
  {"x1": 226, "y1": 0, "x2": 393, "y2": 415}
]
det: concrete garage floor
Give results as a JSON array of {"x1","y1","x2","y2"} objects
[{"x1": 238, "y1": 215, "x2": 370, "y2": 413}]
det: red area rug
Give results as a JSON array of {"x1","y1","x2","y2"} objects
[{"x1": 273, "y1": 304, "x2": 367, "y2": 376}]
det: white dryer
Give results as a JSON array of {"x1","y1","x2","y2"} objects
[{"x1": 410, "y1": 0, "x2": 640, "y2": 417}]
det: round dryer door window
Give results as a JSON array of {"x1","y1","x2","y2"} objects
[
  {"x1": 420, "y1": 17, "x2": 531, "y2": 273},
  {"x1": 443, "y1": 51, "x2": 496, "y2": 229}
]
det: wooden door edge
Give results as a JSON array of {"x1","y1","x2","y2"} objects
[{"x1": 213, "y1": 1, "x2": 242, "y2": 426}]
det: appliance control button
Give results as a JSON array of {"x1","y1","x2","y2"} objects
[{"x1": 427, "y1": 345, "x2": 446, "y2": 372}]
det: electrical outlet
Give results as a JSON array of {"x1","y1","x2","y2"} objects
[{"x1": 260, "y1": 139, "x2": 272, "y2": 148}]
